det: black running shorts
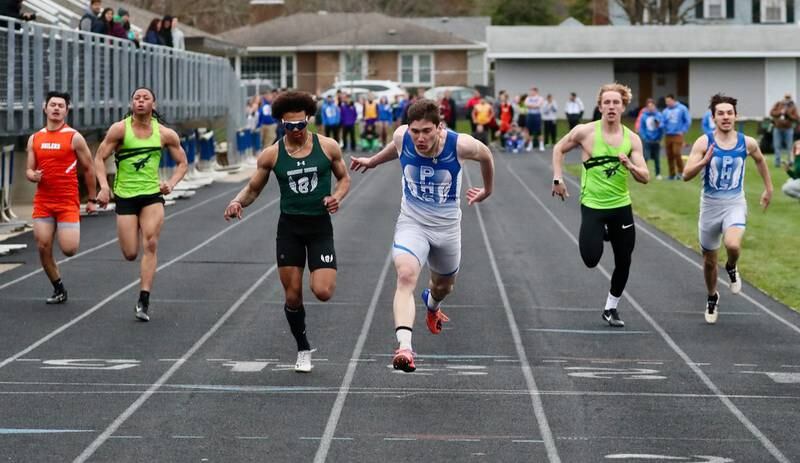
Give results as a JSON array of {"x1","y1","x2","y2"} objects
[
  {"x1": 115, "y1": 193, "x2": 165, "y2": 215},
  {"x1": 276, "y1": 213, "x2": 336, "y2": 271}
]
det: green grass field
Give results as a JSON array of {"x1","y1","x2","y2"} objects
[{"x1": 563, "y1": 142, "x2": 799, "y2": 312}]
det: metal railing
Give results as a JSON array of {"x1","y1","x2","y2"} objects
[{"x1": 0, "y1": 16, "x2": 245, "y2": 157}]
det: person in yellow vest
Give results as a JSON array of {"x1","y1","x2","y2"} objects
[{"x1": 94, "y1": 87, "x2": 188, "y2": 321}]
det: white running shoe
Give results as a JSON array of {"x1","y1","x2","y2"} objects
[
  {"x1": 726, "y1": 266, "x2": 741, "y2": 294},
  {"x1": 705, "y1": 292, "x2": 719, "y2": 324},
  {"x1": 295, "y1": 349, "x2": 316, "y2": 373}
]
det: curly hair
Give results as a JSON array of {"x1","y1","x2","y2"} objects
[
  {"x1": 709, "y1": 93, "x2": 738, "y2": 115},
  {"x1": 271, "y1": 91, "x2": 317, "y2": 120},
  {"x1": 596, "y1": 83, "x2": 632, "y2": 107}
]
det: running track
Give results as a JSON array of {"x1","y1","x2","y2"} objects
[{"x1": 1, "y1": 148, "x2": 799, "y2": 463}]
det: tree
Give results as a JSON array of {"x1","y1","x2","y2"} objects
[
  {"x1": 613, "y1": 0, "x2": 701, "y2": 25},
  {"x1": 488, "y1": 0, "x2": 559, "y2": 25},
  {"x1": 566, "y1": 0, "x2": 593, "y2": 24}
]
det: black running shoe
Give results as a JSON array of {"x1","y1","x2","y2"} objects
[
  {"x1": 135, "y1": 302, "x2": 150, "y2": 322},
  {"x1": 45, "y1": 289, "x2": 67, "y2": 304},
  {"x1": 602, "y1": 309, "x2": 625, "y2": 327},
  {"x1": 705, "y1": 292, "x2": 719, "y2": 324}
]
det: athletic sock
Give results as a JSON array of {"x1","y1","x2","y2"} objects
[
  {"x1": 395, "y1": 326, "x2": 413, "y2": 351},
  {"x1": 425, "y1": 290, "x2": 442, "y2": 312},
  {"x1": 51, "y1": 278, "x2": 64, "y2": 293},
  {"x1": 604, "y1": 292, "x2": 620, "y2": 311},
  {"x1": 725, "y1": 262, "x2": 736, "y2": 271},
  {"x1": 138, "y1": 290, "x2": 150, "y2": 308},
  {"x1": 707, "y1": 292, "x2": 719, "y2": 302},
  {"x1": 284, "y1": 305, "x2": 311, "y2": 351}
]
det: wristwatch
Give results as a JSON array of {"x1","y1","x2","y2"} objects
[
  {"x1": 87, "y1": 198, "x2": 98, "y2": 203},
  {"x1": 553, "y1": 178, "x2": 562, "y2": 185}
]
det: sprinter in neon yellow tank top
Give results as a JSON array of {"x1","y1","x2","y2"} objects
[
  {"x1": 224, "y1": 91, "x2": 351, "y2": 373},
  {"x1": 552, "y1": 83, "x2": 650, "y2": 327},
  {"x1": 94, "y1": 87, "x2": 188, "y2": 321}
]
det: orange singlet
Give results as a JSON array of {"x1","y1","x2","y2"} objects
[{"x1": 32, "y1": 124, "x2": 81, "y2": 224}]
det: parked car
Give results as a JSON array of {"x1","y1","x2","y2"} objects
[
  {"x1": 424, "y1": 86, "x2": 495, "y2": 119},
  {"x1": 322, "y1": 80, "x2": 406, "y2": 101}
]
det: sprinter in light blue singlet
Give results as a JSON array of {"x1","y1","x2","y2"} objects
[
  {"x1": 682, "y1": 93, "x2": 773, "y2": 325},
  {"x1": 350, "y1": 99, "x2": 494, "y2": 373}
]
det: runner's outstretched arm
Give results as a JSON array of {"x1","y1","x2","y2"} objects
[
  {"x1": 321, "y1": 137, "x2": 350, "y2": 214},
  {"x1": 349, "y1": 126, "x2": 403, "y2": 172},
  {"x1": 621, "y1": 133, "x2": 650, "y2": 184},
  {"x1": 72, "y1": 132, "x2": 97, "y2": 213},
  {"x1": 457, "y1": 134, "x2": 494, "y2": 205},
  {"x1": 94, "y1": 122, "x2": 125, "y2": 207},
  {"x1": 682, "y1": 135, "x2": 713, "y2": 181},
  {"x1": 160, "y1": 128, "x2": 188, "y2": 195},
  {"x1": 224, "y1": 145, "x2": 276, "y2": 220}
]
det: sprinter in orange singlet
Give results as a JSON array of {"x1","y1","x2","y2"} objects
[{"x1": 25, "y1": 91, "x2": 97, "y2": 304}]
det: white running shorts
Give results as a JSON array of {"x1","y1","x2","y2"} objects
[
  {"x1": 392, "y1": 213, "x2": 461, "y2": 276},
  {"x1": 698, "y1": 197, "x2": 747, "y2": 251}
]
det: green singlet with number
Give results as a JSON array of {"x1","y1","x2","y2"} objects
[{"x1": 580, "y1": 122, "x2": 633, "y2": 209}]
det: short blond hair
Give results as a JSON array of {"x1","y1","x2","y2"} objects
[{"x1": 596, "y1": 83, "x2": 632, "y2": 107}]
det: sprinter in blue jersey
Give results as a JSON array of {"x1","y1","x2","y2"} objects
[
  {"x1": 350, "y1": 99, "x2": 494, "y2": 372},
  {"x1": 683, "y1": 94, "x2": 773, "y2": 324}
]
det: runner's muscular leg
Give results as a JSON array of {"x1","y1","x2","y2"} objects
[
  {"x1": 117, "y1": 214, "x2": 140, "y2": 261},
  {"x1": 722, "y1": 226, "x2": 744, "y2": 268},
  {"x1": 280, "y1": 266, "x2": 304, "y2": 307},
  {"x1": 56, "y1": 226, "x2": 80, "y2": 257},
  {"x1": 393, "y1": 253, "x2": 421, "y2": 328},
  {"x1": 310, "y1": 268, "x2": 336, "y2": 302},
  {"x1": 428, "y1": 270, "x2": 456, "y2": 302},
  {"x1": 137, "y1": 203, "x2": 164, "y2": 291},
  {"x1": 34, "y1": 221, "x2": 59, "y2": 281}
]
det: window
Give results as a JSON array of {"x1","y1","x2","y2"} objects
[
  {"x1": 399, "y1": 52, "x2": 434, "y2": 85},
  {"x1": 240, "y1": 55, "x2": 295, "y2": 88},
  {"x1": 704, "y1": 0, "x2": 726, "y2": 18},
  {"x1": 340, "y1": 50, "x2": 366, "y2": 81},
  {"x1": 762, "y1": 0, "x2": 787, "y2": 22}
]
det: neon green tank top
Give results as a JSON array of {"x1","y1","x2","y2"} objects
[
  {"x1": 113, "y1": 117, "x2": 162, "y2": 199},
  {"x1": 273, "y1": 134, "x2": 332, "y2": 215},
  {"x1": 580, "y1": 122, "x2": 633, "y2": 209}
]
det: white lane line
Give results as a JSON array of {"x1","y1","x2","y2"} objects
[
  {"x1": 466, "y1": 168, "x2": 562, "y2": 463},
  {"x1": 0, "y1": 198, "x2": 278, "y2": 372},
  {"x1": 72, "y1": 265, "x2": 277, "y2": 463},
  {"x1": 513, "y1": 439, "x2": 545, "y2": 443},
  {"x1": 312, "y1": 251, "x2": 393, "y2": 463},
  {"x1": 172, "y1": 435, "x2": 204, "y2": 439},
  {"x1": 236, "y1": 436, "x2": 270, "y2": 440},
  {"x1": 526, "y1": 329, "x2": 651, "y2": 334},
  {"x1": 506, "y1": 163, "x2": 791, "y2": 463},
  {"x1": 554, "y1": 164, "x2": 800, "y2": 335},
  {"x1": 384, "y1": 437, "x2": 416, "y2": 441},
  {"x1": 0, "y1": 186, "x2": 242, "y2": 291},
  {"x1": 108, "y1": 435, "x2": 142, "y2": 439}
]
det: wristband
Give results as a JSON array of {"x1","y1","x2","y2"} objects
[{"x1": 87, "y1": 198, "x2": 98, "y2": 203}]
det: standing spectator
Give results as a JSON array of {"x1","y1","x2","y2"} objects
[
  {"x1": 782, "y1": 141, "x2": 800, "y2": 199},
  {"x1": 525, "y1": 87, "x2": 545, "y2": 151},
  {"x1": 770, "y1": 93, "x2": 799, "y2": 167},
  {"x1": 465, "y1": 90, "x2": 482, "y2": 132},
  {"x1": 257, "y1": 91, "x2": 277, "y2": 147},
  {"x1": 392, "y1": 94, "x2": 408, "y2": 130},
  {"x1": 439, "y1": 91, "x2": 456, "y2": 129},
  {"x1": 79, "y1": 0, "x2": 102, "y2": 32},
  {"x1": 119, "y1": 10, "x2": 140, "y2": 46},
  {"x1": 701, "y1": 108, "x2": 715, "y2": 133},
  {"x1": 1, "y1": 0, "x2": 35, "y2": 28},
  {"x1": 171, "y1": 17, "x2": 186, "y2": 50},
  {"x1": 497, "y1": 92, "x2": 515, "y2": 143},
  {"x1": 109, "y1": 10, "x2": 128, "y2": 39},
  {"x1": 339, "y1": 94, "x2": 357, "y2": 152},
  {"x1": 638, "y1": 98, "x2": 665, "y2": 180},
  {"x1": 321, "y1": 95, "x2": 341, "y2": 143},
  {"x1": 159, "y1": 15, "x2": 174, "y2": 48},
  {"x1": 564, "y1": 92, "x2": 584, "y2": 129},
  {"x1": 471, "y1": 98, "x2": 495, "y2": 144},
  {"x1": 661, "y1": 94, "x2": 690, "y2": 180},
  {"x1": 516, "y1": 94, "x2": 527, "y2": 130},
  {"x1": 143, "y1": 18, "x2": 163, "y2": 45},
  {"x1": 542, "y1": 94, "x2": 558, "y2": 147},
  {"x1": 377, "y1": 96, "x2": 393, "y2": 145},
  {"x1": 99, "y1": 8, "x2": 114, "y2": 35},
  {"x1": 363, "y1": 93, "x2": 378, "y2": 128}
]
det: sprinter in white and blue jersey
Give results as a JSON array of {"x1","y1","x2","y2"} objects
[
  {"x1": 350, "y1": 99, "x2": 494, "y2": 372},
  {"x1": 683, "y1": 94, "x2": 773, "y2": 324}
]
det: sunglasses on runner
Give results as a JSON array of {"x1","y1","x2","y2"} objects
[{"x1": 282, "y1": 119, "x2": 308, "y2": 131}]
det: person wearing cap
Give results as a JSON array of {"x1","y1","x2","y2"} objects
[{"x1": 769, "y1": 93, "x2": 799, "y2": 168}]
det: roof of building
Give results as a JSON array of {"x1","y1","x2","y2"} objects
[
  {"x1": 220, "y1": 12, "x2": 484, "y2": 51},
  {"x1": 414, "y1": 16, "x2": 491, "y2": 43},
  {"x1": 488, "y1": 24, "x2": 800, "y2": 58}
]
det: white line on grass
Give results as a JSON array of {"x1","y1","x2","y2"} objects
[
  {"x1": 506, "y1": 162, "x2": 791, "y2": 463},
  {"x1": 466, "y1": 168, "x2": 562, "y2": 463}
]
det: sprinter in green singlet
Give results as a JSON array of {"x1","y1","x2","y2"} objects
[
  {"x1": 224, "y1": 91, "x2": 350, "y2": 373},
  {"x1": 551, "y1": 83, "x2": 650, "y2": 327},
  {"x1": 95, "y1": 87, "x2": 188, "y2": 321}
]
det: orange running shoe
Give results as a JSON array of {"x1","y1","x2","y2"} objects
[
  {"x1": 422, "y1": 289, "x2": 450, "y2": 334},
  {"x1": 392, "y1": 348, "x2": 416, "y2": 372}
]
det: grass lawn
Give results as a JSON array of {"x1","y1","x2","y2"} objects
[{"x1": 565, "y1": 151, "x2": 800, "y2": 312}]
